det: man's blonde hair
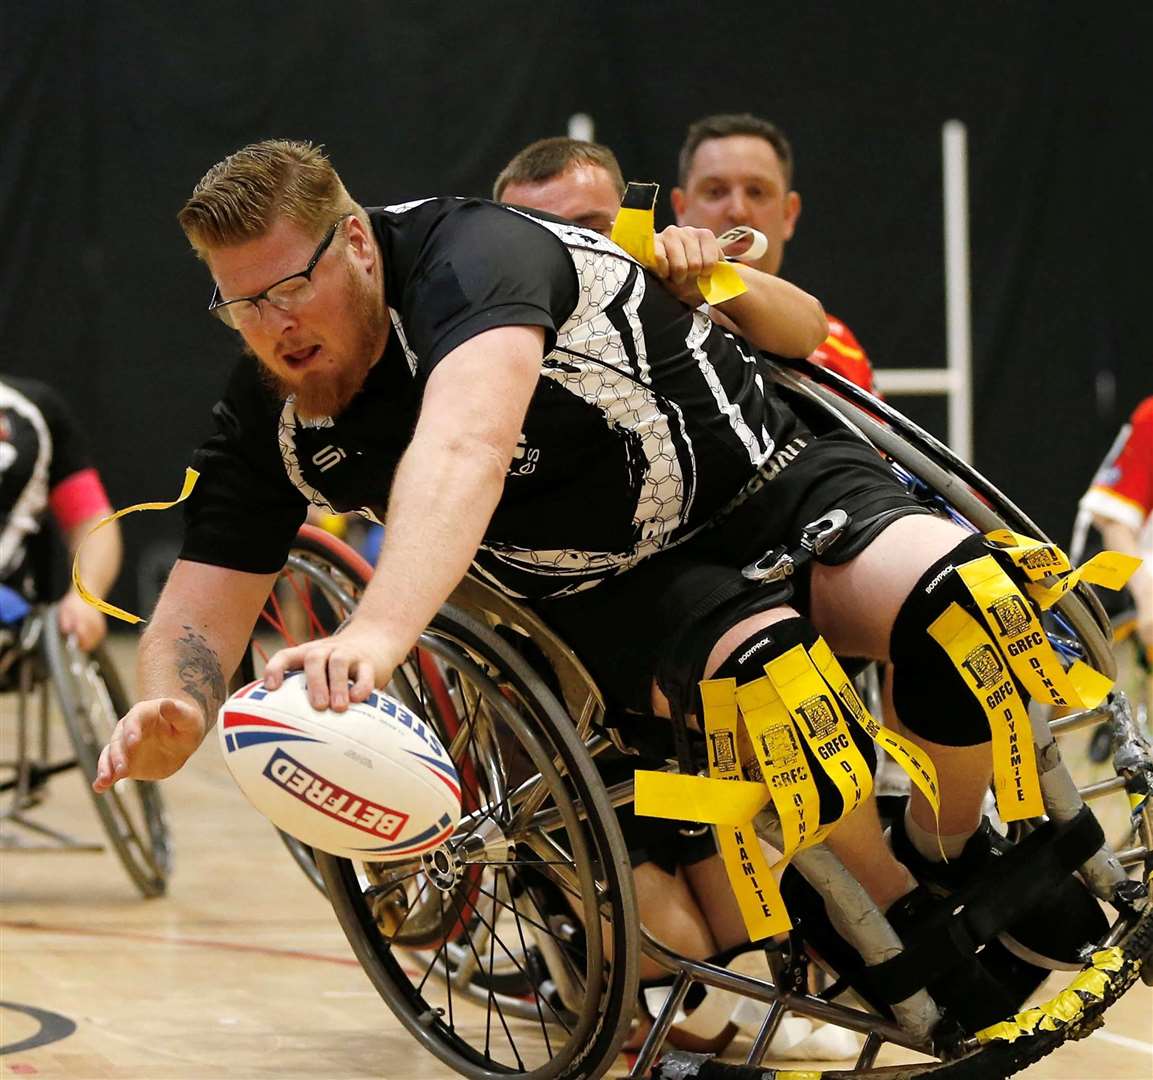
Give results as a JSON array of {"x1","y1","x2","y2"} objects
[{"x1": 178, "y1": 139, "x2": 360, "y2": 256}]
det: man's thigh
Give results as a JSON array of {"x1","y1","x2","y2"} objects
[{"x1": 809, "y1": 513, "x2": 971, "y2": 660}]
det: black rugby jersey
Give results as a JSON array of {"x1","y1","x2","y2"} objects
[
  {"x1": 181, "y1": 198, "x2": 797, "y2": 598},
  {"x1": 0, "y1": 377, "x2": 92, "y2": 586}
]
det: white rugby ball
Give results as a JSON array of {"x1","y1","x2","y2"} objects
[{"x1": 218, "y1": 673, "x2": 460, "y2": 861}]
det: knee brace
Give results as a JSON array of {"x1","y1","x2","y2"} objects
[
  {"x1": 709, "y1": 617, "x2": 877, "y2": 825},
  {"x1": 890, "y1": 533, "x2": 1028, "y2": 747}
]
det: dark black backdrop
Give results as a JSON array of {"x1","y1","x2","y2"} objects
[{"x1": 2, "y1": 0, "x2": 1150, "y2": 611}]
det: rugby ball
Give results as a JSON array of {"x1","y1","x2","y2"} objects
[{"x1": 218, "y1": 673, "x2": 461, "y2": 861}]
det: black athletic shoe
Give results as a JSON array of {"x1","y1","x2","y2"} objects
[
  {"x1": 779, "y1": 870, "x2": 1027, "y2": 1035},
  {"x1": 888, "y1": 814, "x2": 1107, "y2": 969}
]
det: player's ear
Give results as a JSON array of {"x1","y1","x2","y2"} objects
[
  {"x1": 670, "y1": 186, "x2": 687, "y2": 224},
  {"x1": 344, "y1": 214, "x2": 376, "y2": 268},
  {"x1": 783, "y1": 190, "x2": 801, "y2": 242}
]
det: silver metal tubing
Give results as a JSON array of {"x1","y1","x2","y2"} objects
[
  {"x1": 1050, "y1": 707, "x2": 1112, "y2": 736},
  {"x1": 744, "y1": 1001, "x2": 787, "y2": 1066},
  {"x1": 629, "y1": 970, "x2": 692, "y2": 1079},
  {"x1": 1079, "y1": 776, "x2": 1127, "y2": 801},
  {"x1": 640, "y1": 930, "x2": 932, "y2": 1053}
]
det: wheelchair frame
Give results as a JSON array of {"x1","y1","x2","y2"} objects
[
  {"x1": 0, "y1": 602, "x2": 169, "y2": 898},
  {"x1": 259, "y1": 359, "x2": 1152, "y2": 1080}
]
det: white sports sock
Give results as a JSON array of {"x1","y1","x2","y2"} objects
[{"x1": 903, "y1": 804, "x2": 971, "y2": 862}]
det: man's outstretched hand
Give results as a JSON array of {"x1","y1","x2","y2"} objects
[{"x1": 93, "y1": 698, "x2": 207, "y2": 792}]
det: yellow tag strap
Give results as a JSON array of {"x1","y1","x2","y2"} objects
[
  {"x1": 72, "y1": 467, "x2": 200, "y2": 625},
  {"x1": 984, "y1": 530, "x2": 1072, "y2": 580},
  {"x1": 984, "y1": 528, "x2": 1140, "y2": 609},
  {"x1": 610, "y1": 181, "x2": 748, "y2": 306},
  {"x1": 928, "y1": 602, "x2": 1044, "y2": 821},
  {"x1": 808, "y1": 638, "x2": 944, "y2": 852},
  {"x1": 633, "y1": 680, "x2": 789, "y2": 939},
  {"x1": 611, "y1": 182, "x2": 659, "y2": 267},
  {"x1": 1025, "y1": 550, "x2": 1142, "y2": 611},
  {"x1": 957, "y1": 555, "x2": 1113, "y2": 710},
  {"x1": 701, "y1": 678, "x2": 791, "y2": 939},
  {"x1": 736, "y1": 676, "x2": 825, "y2": 864},
  {"x1": 763, "y1": 644, "x2": 874, "y2": 824},
  {"x1": 633, "y1": 771, "x2": 769, "y2": 826}
]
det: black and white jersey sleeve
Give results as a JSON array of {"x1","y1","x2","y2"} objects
[{"x1": 372, "y1": 198, "x2": 579, "y2": 376}]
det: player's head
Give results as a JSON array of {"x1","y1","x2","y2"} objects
[
  {"x1": 494, "y1": 136, "x2": 625, "y2": 236},
  {"x1": 671, "y1": 113, "x2": 801, "y2": 275},
  {"x1": 179, "y1": 140, "x2": 386, "y2": 420}
]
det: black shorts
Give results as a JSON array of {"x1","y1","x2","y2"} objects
[{"x1": 529, "y1": 430, "x2": 930, "y2": 716}]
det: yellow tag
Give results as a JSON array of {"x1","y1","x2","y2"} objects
[
  {"x1": 700, "y1": 678, "x2": 790, "y2": 939},
  {"x1": 736, "y1": 676, "x2": 824, "y2": 862},
  {"x1": 610, "y1": 181, "x2": 748, "y2": 306},
  {"x1": 633, "y1": 770, "x2": 769, "y2": 826},
  {"x1": 985, "y1": 530, "x2": 1072, "y2": 580},
  {"x1": 985, "y1": 529, "x2": 1139, "y2": 610},
  {"x1": 1026, "y1": 550, "x2": 1142, "y2": 611},
  {"x1": 809, "y1": 638, "x2": 944, "y2": 849},
  {"x1": 929, "y1": 602, "x2": 1044, "y2": 821},
  {"x1": 763, "y1": 645, "x2": 873, "y2": 822},
  {"x1": 72, "y1": 467, "x2": 200, "y2": 624},
  {"x1": 957, "y1": 555, "x2": 1113, "y2": 710},
  {"x1": 611, "y1": 183, "x2": 659, "y2": 266}
]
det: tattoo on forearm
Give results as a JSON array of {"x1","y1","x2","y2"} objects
[{"x1": 176, "y1": 626, "x2": 227, "y2": 724}]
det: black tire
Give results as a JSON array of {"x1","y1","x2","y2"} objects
[
  {"x1": 43, "y1": 614, "x2": 169, "y2": 898},
  {"x1": 316, "y1": 600, "x2": 640, "y2": 1080}
]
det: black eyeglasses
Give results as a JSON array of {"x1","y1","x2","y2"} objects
[{"x1": 207, "y1": 213, "x2": 353, "y2": 330}]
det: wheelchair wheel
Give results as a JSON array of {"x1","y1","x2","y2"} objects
[
  {"x1": 315, "y1": 600, "x2": 640, "y2": 1080},
  {"x1": 42, "y1": 614, "x2": 169, "y2": 898}
]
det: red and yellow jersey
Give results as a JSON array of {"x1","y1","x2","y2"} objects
[
  {"x1": 1080, "y1": 395, "x2": 1153, "y2": 538},
  {"x1": 809, "y1": 314, "x2": 875, "y2": 393}
]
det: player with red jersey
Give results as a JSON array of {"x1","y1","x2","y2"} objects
[
  {"x1": 672, "y1": 113, "x2": 876, "y2": 394},
  {"x1": 1079, "y1": 396, "x2": 1153, "y2": 654}
]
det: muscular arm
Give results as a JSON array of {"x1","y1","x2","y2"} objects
[
  {"x1": 136, "y1": 560, "x2": 274, "y2": 714},
  {"x1": 93, "y1": 559, "x2": 276, "y2": 790},
  {"x1": 262, "y1": 323, "x2": 546, "y2": 709},
  {"x1": 711, "y1": 263, "x2": 827, "y2": 357}
]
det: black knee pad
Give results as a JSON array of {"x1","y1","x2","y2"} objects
[
  {"x1": 710, "y1": 617, "x2": 878, "y2": 824},
  {"x1": 890, "y1": 534, "x2": 1030, "y2": 746}
]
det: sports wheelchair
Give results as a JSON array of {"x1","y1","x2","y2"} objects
[
  {"x1": 244, "y1": 359, "x2": 1153, "y2": 1080},
  {"x1": 0, "y1": 597, "x2": 169, "y2": 898}
]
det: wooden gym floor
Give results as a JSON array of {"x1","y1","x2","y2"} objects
[{"x1": 2, "y1": 637, "x2": 1150, "y2": 1079}]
